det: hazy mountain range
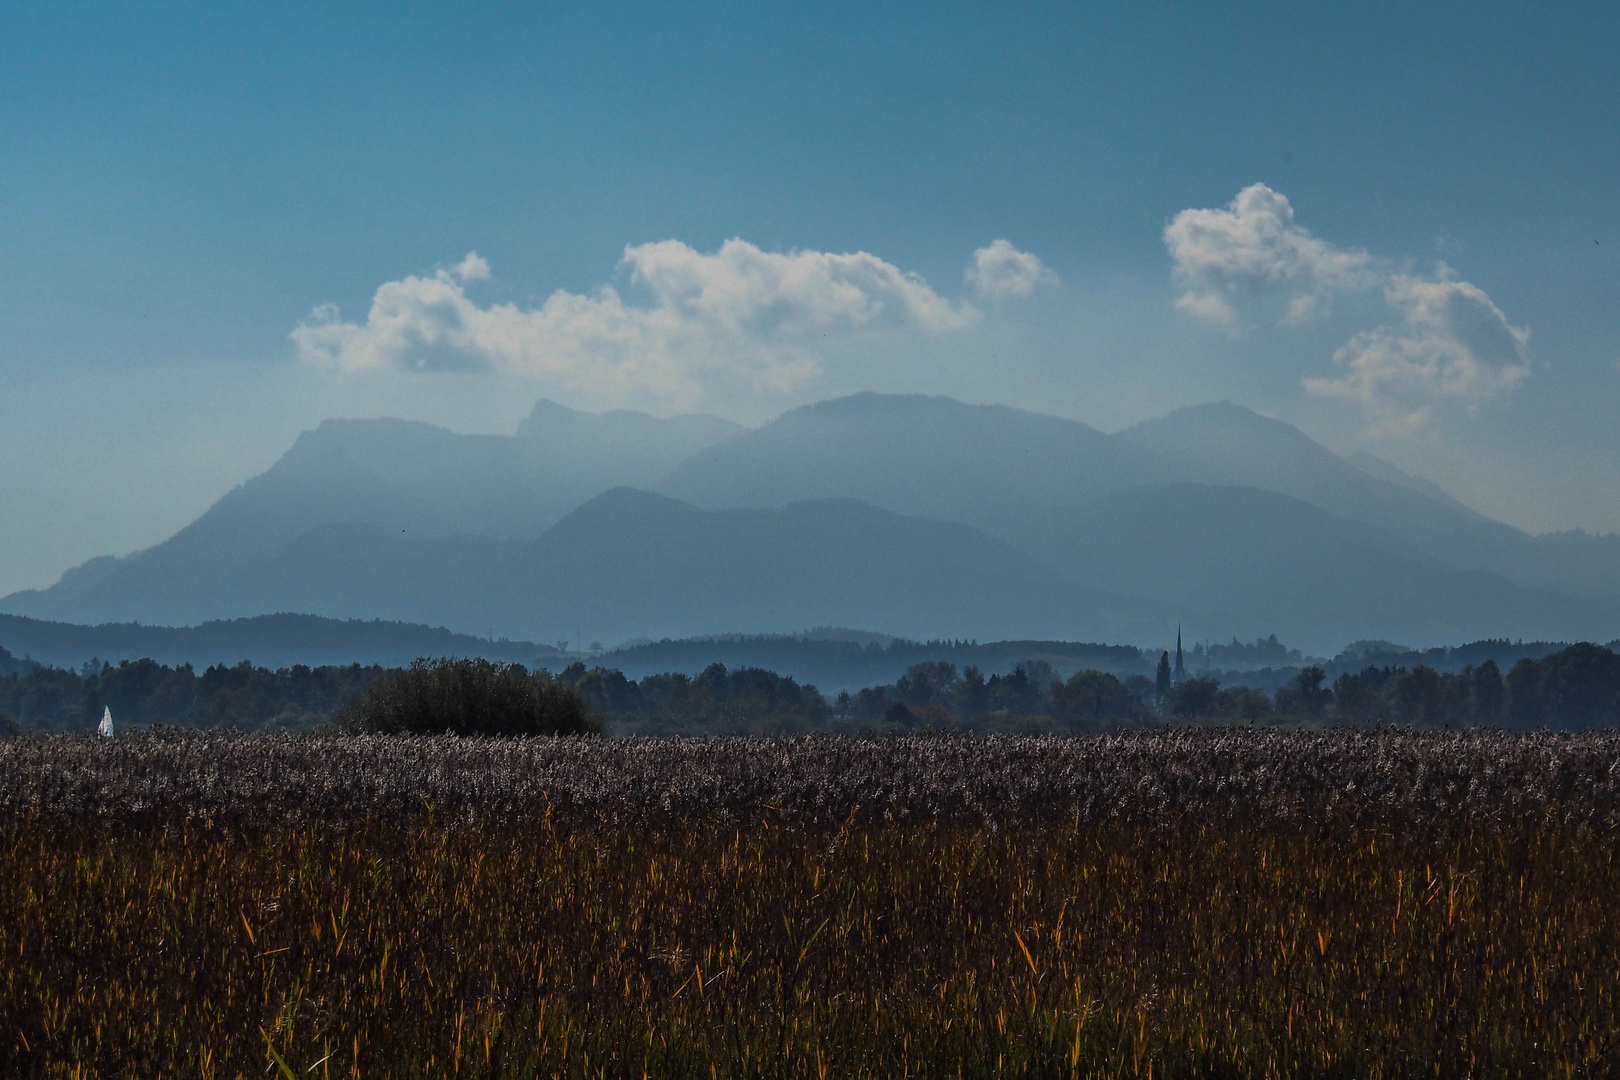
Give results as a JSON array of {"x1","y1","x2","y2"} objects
[{"x1": 5, "y1": 394, "x2": 1617, "y2": 654}]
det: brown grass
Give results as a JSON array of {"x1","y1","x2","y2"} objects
[{"x1": 2, "y1": 731, "x2": 1618, "y2": 1077}]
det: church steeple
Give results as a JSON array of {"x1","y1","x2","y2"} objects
[{"x1": 1173, "y1": 624, "x2": 1186, "y2": 683}]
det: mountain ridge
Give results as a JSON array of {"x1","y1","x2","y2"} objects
[
  {"x1": 7, "y1": 393, "x2": 1617, "y2": 650},
  {"x1": 4, "y1": 488, "x2": 1166, "y2": 645},
  {"x1": 1006, "y1": 483, "x2": 1612, "y2": 650}
]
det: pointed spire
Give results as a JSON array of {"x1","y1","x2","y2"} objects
[{"x1": 1174, "y1": 624, "x2": 1186, "y2": 682}]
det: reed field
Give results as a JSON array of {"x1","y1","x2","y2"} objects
[{"x1": 3, "y1": 731, "x2": 1619, "y2": 1078}]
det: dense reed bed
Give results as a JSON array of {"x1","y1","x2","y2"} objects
[
  {"x1": 3, "y1": 731, "x2": 1619, "y2": 1077},
  {"x1": 7, "y1": 730, "x2": 1620, "y2": 826}
]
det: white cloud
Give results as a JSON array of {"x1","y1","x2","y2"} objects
[
  {"x1": 1304, "y1": 268, "x2": 1531, "y2": 424},
  {"x1": 1284, "y1": 294, "x2": 1320, "y2": 325},
  {"x1": 1167, "y1": 184, "x2": 1531, "y2": 430},
  {"x1": 966, "y1": 239, "x2": 1056, "y2": 298},
  {"x1": 451, "y1": 251, "x2": 491, "y2": 282},
  {"x1": 1174, "y1": 288, "x2": 1236, "y2": 326},
  {"x1": 1164, "y1": 183, "x2": 1374, "y2": 325},
  {"x1": 293, "y1": 239, "x2": 985, "y2": 407}
]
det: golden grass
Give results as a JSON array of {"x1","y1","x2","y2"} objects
[{"x1": 4, "y1": 805, "x2": 1617, "y2": 1077}]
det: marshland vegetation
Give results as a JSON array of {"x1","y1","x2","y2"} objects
[{"x1": 3, "y1": 730, "x2": 1619, "y2": 1076}]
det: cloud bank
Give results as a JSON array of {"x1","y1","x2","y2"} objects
[
  {"x1": 1166, "y1": 184, "x2": 1530, "y2": 430},
  {"x1": 294, "y1": 238, "x2": 1048, "y2": 407}
]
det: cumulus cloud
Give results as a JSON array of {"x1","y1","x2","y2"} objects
[
  {"x1": 1166, "y1": 184, "x2": 1530, "y2": 430},
  {"x1": 451, "y1": 251, "x2": 491, "y2": 282},
  {"x1": 1174, "y1": 288, "x2": 1236, "y2": 326},
  {"x1": 293, "y1": 239, "x2": 993, "y2": 406},
  {"x1": 966, "y1": 240, "x2": 1056, "y2": 298},
  {"x1": 1165, "y1": 183, "x2": 1375, "y2": 325},
  {"x1": 1303, "y1": 268, "x2": 1531, "y2": 430}
]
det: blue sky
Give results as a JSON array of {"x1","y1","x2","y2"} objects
[{"x1": 2, "y1": 0, "x2": 1617, "y2": 594}]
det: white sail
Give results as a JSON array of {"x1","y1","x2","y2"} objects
[{"x1": 98, "y1": 706, "x2": 114, "y2": 737}]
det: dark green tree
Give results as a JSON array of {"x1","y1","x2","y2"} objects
[
  {"x1": 1331, "y1": 670, "x2": 1381, "y2": 724},
  {"x1": 986, "y1": 665, "x2": 1042, "y2": 715},
  {"x1": 1049, "y1": 669, "x2": 1141, "y2": 730},
  {"x1": 1166, "y1": 677, "x2": 1221, "y2": 720},
  {"x1": 1275, "y1": 666, "x2": 1331, "y2": 718},
  {"x1": 1471, "y1": 660, "x2": 1505, "y2": 725},
  {"x1": 1213, "y1": 685, "x2": 1273, "y2": 721},
  {"x1": 1155, "y1": 651, "x2": 1172, "y2": 701},
  {"x1": 1390, "y1": 666, "x2": 1444, "y2": 726},
  {"x1": 954, "y1": 666, "x2": 989, "y2": 717},
  {"x1": 896, "y1": 662, "x2": 959, "y2": 707},
  {"x1": 1528, "y1": 642, "x2": 1620, "y2": 729},
  {"x1": 1505, "y1": 658, "x2": 1544, "y2": 728}
]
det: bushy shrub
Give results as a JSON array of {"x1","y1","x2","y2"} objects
[{"x1": 337, "y1": 658, "x2": 602, "y2": 737}]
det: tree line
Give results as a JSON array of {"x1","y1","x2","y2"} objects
[
  {"x1": 832, "y1": 660, "x2": 1152, "y2": 731},
  {"x1": 4, "y1": 642, "x2": 1619, "y2": 736},
  {"x1": 779, "y1": 643, "x2": 1620, "y2": 732},
  {"x1": 1177, "y1": 641, "x2": 1620, "y2": 729},
  {"x1": 0, "y1": 652, "x2": 387, "y2": 733},
  {"x1": 557, "y1": 661, "x2": 831, "y2": 734}
]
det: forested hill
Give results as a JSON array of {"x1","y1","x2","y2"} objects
[
  {"x1": 591, "y1": 633, "x2": 1620, "y2": 694},
  {"x1": 594, "y1": 635, "x2": 1153, "y2": 689},
  {"x1": 0, "y1": 613, "x2": 561, "y2": 671}
]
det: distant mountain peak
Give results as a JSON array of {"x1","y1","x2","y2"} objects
[
  {"x1": 515, "y1": 398, "x2": 743, "y2": 441},
  {"x1": 517, "y1": 398, "x2": 588, "y2": 426},
  {"x1": 657, "y1": 391, "x2": 1140, "y2": 521},
  {"x1": 1160, "y1": 399, "x2": 1258, "y2": 419},
  {"x1": 566, "y1": 486, "x2": 700, "y2": 516},
  {"x1": 802, "y1": 392, "x2": 965, "y2": 416},
  {"x1": 1122, "y1": 400, "x2": 1321, "y2": 448},
  {"x1": 796, "y1": 392, "x2": 1075, "y2": 426}
]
